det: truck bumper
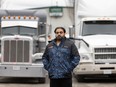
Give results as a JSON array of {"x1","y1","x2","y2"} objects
[
  {"x1": 0, "y1": 64, "x2": 46, "y2": 78},
  {"x1": 74, "y1": 63, "x2": 116, "y2": 75}
]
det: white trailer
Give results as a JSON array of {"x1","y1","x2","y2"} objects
[
  {"x1": 70, "y1": 0, "x2": 116, "y2": 81},
  {"x1": 0, "y1": 16, "x2": 47, "y2": 83}
]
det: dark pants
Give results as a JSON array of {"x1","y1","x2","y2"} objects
[{"x1": 50, "y1": 78, "x2": 72, "y2": 87}]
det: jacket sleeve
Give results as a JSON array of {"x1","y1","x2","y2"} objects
[
  {"x1": 42, "y1": 46, "x2": 50, "y2": 71},
  {"x1": 70, "y1": 43, "x2": 80, "y2": 71}
]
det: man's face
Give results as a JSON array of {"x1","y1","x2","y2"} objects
[{"x1": 55, "y1": 28, "x2": 65, "y2": 40}]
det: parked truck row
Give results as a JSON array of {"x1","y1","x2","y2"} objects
[{"x1": 1, "y1": 0, "x2": 116, "y2": 83}]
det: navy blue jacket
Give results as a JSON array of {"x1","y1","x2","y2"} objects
[{"x1": 42, "y1": 37, "x2": 80, "y2": 79}]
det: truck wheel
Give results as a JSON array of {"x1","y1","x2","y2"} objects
[{"x1": 76, "y1": 75, "x2": 85, "y2": 82}]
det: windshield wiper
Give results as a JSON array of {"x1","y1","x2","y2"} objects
[
  {"x1": 102, "y1": 33, "x2": 116, "y2": 35},
  {"x1": 3, "y1": 33, "x2": 15, "y2": 35},
  {"x1": 20, "y1": 34, "x2": 33, "y2": 36},
  {"x1": 83, "y1": 34, "x2": 96, "y2": 36}
]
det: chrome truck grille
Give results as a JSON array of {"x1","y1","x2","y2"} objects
[
  {"x1": 94, "y1": 47, "x2": 116, "y2": 64},
  {"x1": 1, "y1": 36, "x2": 33, "y2": 64}
]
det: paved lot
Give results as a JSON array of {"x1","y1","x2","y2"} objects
[{"x1": 0, "y1": 76, "x2": 116, "y2": 87}]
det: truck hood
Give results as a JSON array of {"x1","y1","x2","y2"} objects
[{"x1": 82, "y1": 35, "x2": 116, "y2": 46}]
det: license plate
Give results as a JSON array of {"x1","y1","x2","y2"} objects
[
  {"x1": 13, "y1": 66, "x2": 20, "y2": 70},
  {"x1": 103, "y1": 70, "x2": 112, "y2": 74}
]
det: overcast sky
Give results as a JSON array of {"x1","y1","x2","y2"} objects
[{"x1": 1, "y1": 0, "x2": 73, "y2": 10}]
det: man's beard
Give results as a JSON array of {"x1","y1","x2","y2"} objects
[{"x1": 56, "y1": 35, "x2": 63, "y2": 40}]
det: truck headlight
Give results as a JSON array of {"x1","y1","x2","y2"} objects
[
  {"x1": 32, "y1": 53, "x2": 43, "y2": 60},
  {"x1": 81, "y1": 55, "x2": 89, "y2": 60}
]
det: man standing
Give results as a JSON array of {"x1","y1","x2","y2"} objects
[{"x1": 42, "y1": 27, "x2": 80, "y2": 87}]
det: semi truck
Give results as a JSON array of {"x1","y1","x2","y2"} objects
[
  {"x1": 0, "y1": 16, "x2": 47, "y2": 83},
  {"x1": 70, "y1": 0, "x2": 116, "y2": 81}
]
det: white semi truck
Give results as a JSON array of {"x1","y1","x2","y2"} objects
[
  {"x1": 0, "y1": 16, "x2": 47, "y2": 83},
  {"x1": 70, "y1": 0, "x2": 116, "y2": 81}
]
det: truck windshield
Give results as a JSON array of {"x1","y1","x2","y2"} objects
[
  {"x1": 82, "y1": 21, "x2": 116, "y2": 36},
  {"x1": 2, "y1": 26, "x2": 37, "y2": 36}
]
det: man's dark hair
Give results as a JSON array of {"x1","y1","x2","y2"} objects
[{"x1": 54, "y1": 27, "x2": 66, "y2": 33}]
